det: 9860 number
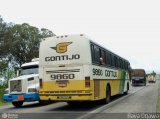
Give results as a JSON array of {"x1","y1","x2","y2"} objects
[
  {"x1": 93, "y1": 68, "x2": 103, "y2": 76},
  {"x1": 51, "y1": 74, "x2": 75, "y2": 80}
]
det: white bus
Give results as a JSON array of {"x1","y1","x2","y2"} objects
[{"x1": 39, "y1": 34, "x2": 131, "y2": 105}]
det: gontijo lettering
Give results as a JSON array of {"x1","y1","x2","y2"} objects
[
  {"x1": 45, "y1": 54, "x2": 80, "y2": 62},
  {"x1": 105, "y1": 70, "x2": 117, "y2": 77}
]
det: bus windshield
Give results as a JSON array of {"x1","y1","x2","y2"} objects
[{"x1": 20, "y1": 65, "x2": 38, "y2": 76}]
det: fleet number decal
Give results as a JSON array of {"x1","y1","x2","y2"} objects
[
  {"x1": 92, "y1": 68, "x2": 117, "y2": 78},
  {"x1": 93, "y1": 68, "x2": 103, "y2": 76},
  {"x1": 51, "y1": 74, "x2": 75, "y2": 80}
]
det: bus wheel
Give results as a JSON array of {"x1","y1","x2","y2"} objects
[
  {"x1": 12, "y1": 101, "x2": 23, "y2": 108},
  {"x1": 106, "y1": 85, "x2": 111, "y2": 104},
  {"x1": 39, "y1": 100, "x2": 46, "y2": 105},
  {"x1": 67, "y1": 101, "x2": 80, "y2": 106},
  {"x1": 124, "y1": 83, "x2": 129, "y2": 95}
]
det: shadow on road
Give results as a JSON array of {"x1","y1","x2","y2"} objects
[
  {"x1": 11, "y1": 101, "x2": 55, "y2": 109},
  {"x1": 47, "y1": 94, "x2": 127, "y2": 112}
]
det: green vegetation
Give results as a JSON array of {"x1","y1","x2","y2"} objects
[
  {"x1": 0, "y1": 15, "x2": 56, "y2": 106},
  {"x1": 156, "y1": 82, "x2": 160, "y2": 112},
  {"x1": 0, "y1": 84, "x2": 9, "y2": 106},
  {"x1": 0, "y1": 15, "x2": 55, "y2": 80}
]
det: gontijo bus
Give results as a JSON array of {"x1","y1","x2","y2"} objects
[{"x1": 39, "y1": 34, "x2": 131, "y2": 104}]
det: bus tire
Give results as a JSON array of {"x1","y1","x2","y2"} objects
[
  {"x1": 105, "y1": 85, "x2": 111, "y2": 104},
  {"x1": 67, "y1": 101, "x2": 80, "y2": 106},
  {"x1": 39, "y1": 100, "x2": 46, "y2": 105},
  {"x1": 124, "y1": 83, "x2": 129, "y2": 95},
  {"x1": 12, "y1": 101, "x2": 23, "y2": 108}
]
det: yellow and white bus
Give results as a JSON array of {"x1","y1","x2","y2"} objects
[{"x1": 39, "y1": 34, "x2": 131, "y2": 104}]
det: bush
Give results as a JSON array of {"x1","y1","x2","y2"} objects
[{"x1": 0, "y1": 84, "x2": 7, "y2": 104}]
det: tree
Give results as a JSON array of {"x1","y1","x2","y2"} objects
[
  {"x1": 0, "y1": 16, "x2": 55, "y2": 80},
  {"x1": 40, "y1": 28, "x2": 55, "y2": 38},
  {"x1": 0, "y1": 16, "x2": 13, "y2": 75},
  {"x1": 151, "y1": 71, "x2": 156, "y2": 77},
  {"x1": 9, "y1": 23, "x2": 40, "y2": 66},
  {"x1": 9, "y1": 23, "x2": 55, "y2": 66}
]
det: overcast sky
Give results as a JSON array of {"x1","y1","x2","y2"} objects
[{"x1": 0, "y1": 0, "x2": 160, "y2": 73}]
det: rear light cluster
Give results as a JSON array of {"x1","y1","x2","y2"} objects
[
  {"x1": 39, "y1": 79, "x2": 43, "y2": 88},
  {"x1": 85, "y1": 77, "x2": 90, "y2": 87}
]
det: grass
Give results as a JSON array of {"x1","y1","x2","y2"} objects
[
  {"x1": 156, "y1": 81, "x2": 160, "y2": 112},
  {"x1": 0, "y1": 101, "x2": 9, "y2": 106},
  {"x1": 0, "y1": 97, "x2": 10, "y2": 106},
  {"x1": 0, "y1": 93, "x2": 10, "y2": 106},
  {"x1": 0, "y1": 86, "x2": 10, "y2": 106}
]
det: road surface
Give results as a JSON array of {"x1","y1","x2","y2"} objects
[{"x1": 0, "y1": 82, "x2": 159, "y2": 119}]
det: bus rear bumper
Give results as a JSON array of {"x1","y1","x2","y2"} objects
[{"x1": 40, "y1": 94, "x2": 93, "y2": 101}]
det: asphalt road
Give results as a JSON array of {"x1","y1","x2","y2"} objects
[{"x1": 0, "y1": 82, "x2": 159, "y2": 119}]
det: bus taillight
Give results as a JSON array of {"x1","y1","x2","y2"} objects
[
  {"x1": 85, "y1": 77, "x2": 90, "y2": 87},
  {"x1": 39, "y1": 79, "x2": 43, "y2": 88}
]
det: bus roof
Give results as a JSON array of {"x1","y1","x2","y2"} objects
[{"x1": 52, "y1": 34, "x2": 129, "y2": 63}]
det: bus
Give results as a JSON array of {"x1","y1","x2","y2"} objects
[
  {"x1": 39, "y1": 34, "x2": 131, "y2": 105},
  {"x1": 131, "y1": 69, "x2": 146, "y2": 86}
]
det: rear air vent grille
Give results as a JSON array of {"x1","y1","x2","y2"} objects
[{"x1": 46, "y1": 69, "x2": 80, "y2": 74}]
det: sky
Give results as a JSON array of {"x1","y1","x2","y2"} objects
[{"x1": 0, "y1": 0, "x2": 160, "y2": 73}]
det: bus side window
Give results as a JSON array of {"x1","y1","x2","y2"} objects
[
  {"x1": 90, "y1": 44, "x2": 95, "y2": 63},
  {"x1": 117, "y1": 58, "x2": 120, "y2": 68},
  {"x1": 127, "y1": 62, "x2": 129, "y2": 71},
  {"x1": 109, "y1": 54, "x2": 112, "y2": 66},
  {"x1": 94, "y1": 45, "x2": 100, "y2": 64},
  {"x1": 125, "y1": 62, "x2": 127, "y2": 70},
  {"x1": 106, "y1": 51, "x2": 110, "y2": 66},
  {"x1": 114, "y1": 56, "x2": 118, "y2": 68},
  {"x1": 100, "y1": 49, "x2": 106, "y2": 65},
  {"x1": 122, "y1": 60, "x2": 125, "y2": 70},
  {"x1": 111, "y1": 54, "x2": 115, "y2": 67},
  {"x1": 120, "y1": 59, "x2": 122, "y2": 69}
]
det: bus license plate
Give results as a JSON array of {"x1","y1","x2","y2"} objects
[
  {"x1": 57, "y1": 96, "x2": 71, "y2": 99},
  {"x1": 59, "y1": 83, "x2": 67, "y2": 87},
  {"x1": 18, "y1": 95, "x2": 24, "y2": 101}
]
